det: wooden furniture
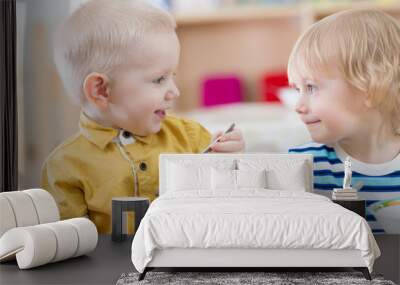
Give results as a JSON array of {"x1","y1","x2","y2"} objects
[
  {"x1": 174, "y1": 2, "x2": 400, "y2": 110},
  {"x1": 332, "y1": 199, "x2": 366, "y2": 218}
]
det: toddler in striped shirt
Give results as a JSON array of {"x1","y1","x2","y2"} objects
[{"x1": 287, "y1": 9, "x2": 400, "y2": 234}]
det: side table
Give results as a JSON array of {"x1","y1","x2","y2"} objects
[
  {"x1": 112, "y1": 197, "x2": 149, "y2": 242},
  {"x1": 332, "y1": 199, "x2": 366, "y2": 218}
]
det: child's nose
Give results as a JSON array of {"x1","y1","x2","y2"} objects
[
  {"x1": 295, "y1": 95, "x2": 309, "y2": 114},
  {"x1": 166, "y1": 83, "x2": 180, "y2": 100}
]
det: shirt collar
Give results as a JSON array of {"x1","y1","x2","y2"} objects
[
  {"x1": 79, "y1": 112, "x2": 154, "y2": 149},
  {"x1": 133, "y1": 133, "x2": 154, "y2": 145}
]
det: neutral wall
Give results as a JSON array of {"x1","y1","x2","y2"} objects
[{"x1": 17, "y1": 0, "x2": 82, "y2": 189}]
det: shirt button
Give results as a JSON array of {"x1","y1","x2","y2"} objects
[
  {"x1": 139, "y1": 162, "x2": 147, "y2": 171},
  {"x1": 122, "y1": 131, "x2": 131, "y2": 139}
]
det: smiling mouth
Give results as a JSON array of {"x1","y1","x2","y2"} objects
[
  {"x1": 154, "y1": 110, "x2": 166, "y2": 119},
  {"x1": 305, "y1": 120, "x2": 321, "y2": 125}
]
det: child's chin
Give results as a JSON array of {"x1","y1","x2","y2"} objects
[
  {"x1": 309, "y1": 133, "x2": 332, "y2": 144},
  {"x1": 148, "y1": 123, "x2": 162, "y2": 134},
  {"x1": 129, "y1": 124, "x2": 161, "y2": 136}
]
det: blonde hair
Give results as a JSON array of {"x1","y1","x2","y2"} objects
[
  {"x1": 288, "y1": 9, "x2": 400, "y2": 133},
  {"x1": 54, "y1": 0, "x2": 176, "y2": 104}
]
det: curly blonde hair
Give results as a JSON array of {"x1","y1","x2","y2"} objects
[{"x1": 288, "y1": 9, "x2": 400, "y2": 134}]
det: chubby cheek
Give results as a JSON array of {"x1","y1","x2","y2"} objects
[
  {"x1": 307, "y1": 100, "x2": 341, "y2": 142},
  {"x1": 126, "y1": 101, "x2": 150, "y2": 118},
  {"x1": 311, "y1": 105, "x2": 357, "y2": 143},
  {"x1": 118, "y1": 93, "x2": 152, "y2": 116},
  {"x1": 109, "y1": 100, "x2": 149, "y2": 132},
  {"x1": 126, "y1": 101, "x2": 163, "y2": 133}
]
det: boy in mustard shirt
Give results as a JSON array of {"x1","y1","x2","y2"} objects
[{"x1": 41, "y1": 0, "x2": 244, "y2": 233}]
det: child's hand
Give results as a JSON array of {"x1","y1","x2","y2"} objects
[{"x1": 210, "y1": 129, "x2": 245, "y2": 153}]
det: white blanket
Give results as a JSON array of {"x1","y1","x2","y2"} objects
[{"x1": 131, "y1": 190, "x2": 380, "y2": 273}]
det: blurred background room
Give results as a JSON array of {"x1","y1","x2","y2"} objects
[{"x1": 16, "y1": 0, "x2": 400, "y2": 189}]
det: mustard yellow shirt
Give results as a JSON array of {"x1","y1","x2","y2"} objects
[{"x1": 41, "y1": 112, "x2": 211, "y2": 233}]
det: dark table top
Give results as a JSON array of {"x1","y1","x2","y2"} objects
[{"x1": 0, "y1": 235, "x2": 134, "y2": 285}]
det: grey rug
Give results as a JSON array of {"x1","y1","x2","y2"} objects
[{"x1": 116, "y1": 271, "x2": 396, "y2": 285}]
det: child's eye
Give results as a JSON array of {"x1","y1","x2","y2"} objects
[
  {"x1": 306, "y1": 84, "x2": 317, "y2": 94},
  {"x1": 153, "y1": 76, "x2": 166, "y2": 84}
]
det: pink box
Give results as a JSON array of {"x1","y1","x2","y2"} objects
[{"x1": 201, "y1": 75, "x2": 242, "y2": 107}]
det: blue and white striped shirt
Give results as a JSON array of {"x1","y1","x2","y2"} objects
[{"x1": 289, "y1": 142, "x2": 400, "y2": 234}]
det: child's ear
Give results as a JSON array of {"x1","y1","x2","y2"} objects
[{"x1": 83, "y1": 72, "x2": 111, "y2": 110}]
